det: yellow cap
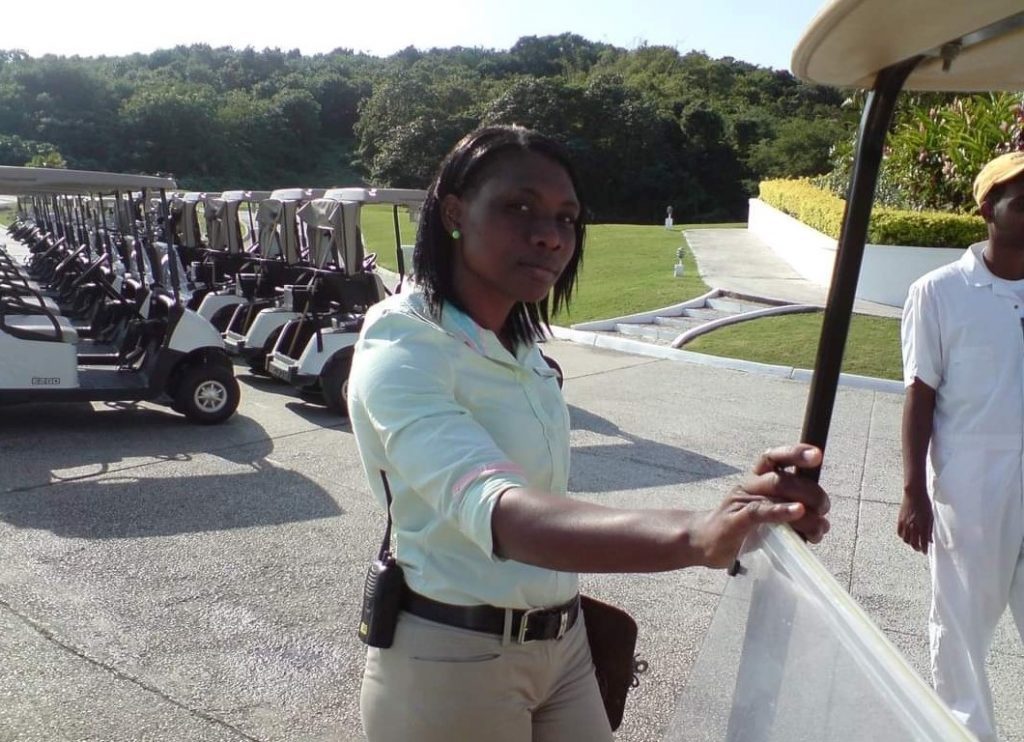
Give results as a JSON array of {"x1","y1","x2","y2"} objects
[{"x1": 974, "y1": 151, "x2": 1024, "y2": 207}]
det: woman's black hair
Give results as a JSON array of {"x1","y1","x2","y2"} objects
[{"x1": 413, "y1": 125, "x2": 586, "y2": 348}]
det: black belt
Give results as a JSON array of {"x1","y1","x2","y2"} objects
[{"x1": 402, "y1": 590, "x2": 580, "y2": 643}]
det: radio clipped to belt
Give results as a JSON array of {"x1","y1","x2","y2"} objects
[{"x1": 357, "y1": 470, "x2": 405, "y2": 649}]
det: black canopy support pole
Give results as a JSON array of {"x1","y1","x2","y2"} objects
[
  {"x1": 97, "y1": 193, "x2": 116, "y2": 268},
  {"x1": 246, "y1": 194, "x2": 257, "y2": 250},
  {"x1": 75, "y1": 195, "x2": 89, "y2": 258},
  {"x1": 799, "y1": 57, "x2": 921, "y2": 481},
  {"x1": 338, "y1": 202, "x2": 349, "y2": 274},
  {"x1": 156, "y1": 189, "x2": 181, "y2": 302},
  {"x1": 392, "y1": 205, "x2": 405, "y2": 279}
]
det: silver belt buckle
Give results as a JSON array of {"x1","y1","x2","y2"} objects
[
  {"x1": 556, "y1": 608, "x2": 569, "y2": 640},
  {"x1": 516, "y1": 606, "x2": 570, "y2": 643},
  {"x1": 517, "y1": 607, "x2": 542, "y2": 644}
]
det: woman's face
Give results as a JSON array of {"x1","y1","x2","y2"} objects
[{"x1": 443, "y1": 149, "x2": 580, "y2": 326}]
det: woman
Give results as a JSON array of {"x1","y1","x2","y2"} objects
[{"x1": 347, "y1": 125, "x2": 830, "y2": 741}]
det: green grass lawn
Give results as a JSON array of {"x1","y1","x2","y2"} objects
[
  {"x1": 360, "y1": 204, "x2": 418, "y2": 268},
  {"x1": 687, "y1": 312, "x2": 903, "y2": 380},
  {"x1": 359, "y1": 206, "x2": 904, "y2": 379}
]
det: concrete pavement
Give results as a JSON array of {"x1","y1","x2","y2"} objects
[
  {"x1": 2, "y1": 229, "x2": 1021, "y2": 741},
  {"x1": 683, "y1": 228, "x2": 903, "y2": 318},
  {"x1": 2, "y1": 341, "x2": 1022, "y2": 741}
]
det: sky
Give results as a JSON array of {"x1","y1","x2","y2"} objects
[{"x1": 13, "y1": 0, "x2": 828, "y2": 72}]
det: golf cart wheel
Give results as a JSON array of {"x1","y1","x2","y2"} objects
[
  {"x1": 175, "y1": 363, "x2": 240, "y2": 425},
  {"x1": 320, "y1": 349, "x2": 353, "y2": 417}
]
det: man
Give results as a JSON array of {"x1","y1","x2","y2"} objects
[{"x1": 900, "y1": 150, "x2": 1024, "y2": 742}]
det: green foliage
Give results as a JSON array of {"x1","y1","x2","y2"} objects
[
  {"x1": 747, "y1": 117, "x2": 845, "y2": 179},
  {"x1": 0, "y1": 133, "x2": 65, "y2": 167},
  {"x1": 0, "y1": 41, "x2": 851, "y2": 220},
  {"x1": 822, "y1": 92, "x2": 1024, "y2": 213},
  {"x1": 25, "y1": 150, "x2": 66, "y2": 168},
  {"x1": 759, "y1": 178, "x2": 986, "y2": 247}
]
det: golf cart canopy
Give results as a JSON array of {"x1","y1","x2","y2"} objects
[
  {"x1": 792, "y1": 0, "x2": 1024, "y2": 91},
  {"x1": 0, "y1": 166, "x2": 176, "y2": 196},
  {"x1": 269, "y1": 188, "x2": 324, "y2": 202},
  {"x1": 220, "y1": 190, "x2": 271, "y2": 202},
  {"x1": 324, "y1": 187, "x2": 426, "y2": 212},
  {"x1": 787, "y1": 0, "x2": 1024, "y2": 462}
]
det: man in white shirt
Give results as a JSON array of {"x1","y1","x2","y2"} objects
[{"x1": 900, "y1": 151, "x2": 1024, "y2": 742}]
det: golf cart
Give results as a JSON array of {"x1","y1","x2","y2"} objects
[
  {"x1": 0, "y1": 166, "x2": 240, "y2": 424},
  {"x1": 682, "y1": 3, "x2": 1024, "y2": 741},
  {"x1": 185, "y1": 189, "x2": 269, "y2": 321},
  {"x1": 265, "y1": 187, "x2": 425, "y2": 413},
  {"x1": 220, "y1": 188, "x2": 325, "y2": 372},
  {"x1": 3, "y1": 190, "x2": 153, "y2": 364},
  {"x1": 793, "y1": 0, "x2": 1024, "y2": 466}
]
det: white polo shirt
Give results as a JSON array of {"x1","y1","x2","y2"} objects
[
  {"x1": 347, "y1": 289, "x2": 577, "y2": 609},
  {"x1": 902, "y1": 241, "x2": 1024, "y2": 474}
]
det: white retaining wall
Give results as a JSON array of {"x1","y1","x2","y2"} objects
[{"x1": 747, "y1": 198, "x2": 966, "y2": 308}]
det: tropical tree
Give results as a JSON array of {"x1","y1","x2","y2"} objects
[{"x1": 823, "y1": 92, "x2": 1024, "y2": 212}]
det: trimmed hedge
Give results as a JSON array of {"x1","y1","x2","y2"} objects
[{"x1": 758, "y1": 179, "x2": 986, "y2": 248}]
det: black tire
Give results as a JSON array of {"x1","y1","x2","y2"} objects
[
  {"x1": 174, "y1": 363, "x2": 240, "y2": 424},
  {"x1": 320, "y1": 348, "x2": 353, "y2": 416}
]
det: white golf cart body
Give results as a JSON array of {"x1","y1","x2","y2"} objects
[
  {"x1": 265, "y1": 187, "x2": 425, "y2": 400},
  {"x1": 222, "y1": 188, "x2": 321, "y2": 359},
  {"x1": 194, "y1": 190, "x2": 265, "y2": 323},
  {"x1": 325, "y1": 186, "x2": 424, "y2": 282},
  {"x1": 0, "y1": 166, "x2": 240, "y2": 423},
  {"x1": 265, "y1": 194, "x2": 369, "y2": 386}
]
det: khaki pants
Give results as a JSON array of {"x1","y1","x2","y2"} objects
[{"x1": 361, "y1": 610, "x2": 613, "y2": 741}]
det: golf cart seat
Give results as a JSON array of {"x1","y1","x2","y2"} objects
[
  {"x1": 2, "y1": 312, "x2": 78, "y2": 343},
  {"x1": 0, "y1": 284, "x2": 61, "y2": 312}
]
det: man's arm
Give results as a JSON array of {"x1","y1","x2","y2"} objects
[{"x1": 899, "y1": 379, "x2": 936, "y2": 553}]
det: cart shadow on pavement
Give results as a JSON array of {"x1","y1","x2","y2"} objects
[
  {"x1": 567, "y1": 405, "x2": 740, "y2": 493},
  {"x1": 236, "y1": 369, "x2": 350, "y2": 427},
  {"x1": 0, "y1": 402, "x2": 341, "y2": 538},
  {"x1": 0, "y1": 467, "x2": 341, "y2": 539}
]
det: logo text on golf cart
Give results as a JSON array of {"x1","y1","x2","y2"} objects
[{"x1": 31, "y1": 377, "x2": 62, "y2": 386}]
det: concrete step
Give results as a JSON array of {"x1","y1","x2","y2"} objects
[
  {"x1": 680, "y1": 307, "x2": 736, "y2": 322},
  {"x1": 707, "y1": 297, "x2": 783, "y2": 313},
  {"x1": 596, "y1": 327, "x2": 676, "y2": 346},
  {"x1": 599, "y1": 293, "x2": 805, "y2": 349},
  {"x1": 615, "y1": 322, "x2": 685, "y2": 343},
  {"x1": 652, "y1": 315, "x2": 713, "y2": 330}
]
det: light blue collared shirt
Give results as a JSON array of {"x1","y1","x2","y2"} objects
[{"x1": 347, "y1": 289, "x2": 578, "y2": 609}]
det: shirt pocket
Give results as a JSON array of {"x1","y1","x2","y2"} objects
[{"x1": 945, "y1": 345, "x2": 995, "y2": 390}]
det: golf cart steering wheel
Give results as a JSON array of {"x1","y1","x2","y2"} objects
[{"x1": 70, "y1": 253, "x2": 111, "y2": 290}]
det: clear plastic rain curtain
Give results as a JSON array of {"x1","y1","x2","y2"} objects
[{"x1": 665, "y1": 525, "x2": 974, "y2": 742}]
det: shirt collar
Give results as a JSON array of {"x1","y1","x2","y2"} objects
[
  {"x1": 440, "y1": 300, "x2": 530, "y2": 365},
  {"x1": 960, "y1": 241, "x2": 996, "y2": 288}
]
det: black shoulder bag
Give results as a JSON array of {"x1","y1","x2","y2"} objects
[{"x1": 581, "y1": 595, "x2": 649, "y2": 731}]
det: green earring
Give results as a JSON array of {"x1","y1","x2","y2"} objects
[{"x1": 451, "y1": 228, "x2": 461, "y2": 240}]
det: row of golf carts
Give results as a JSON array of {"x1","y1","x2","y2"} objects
[{"x1": 0, "y1": 165, "x2": 424, "y2": 424}]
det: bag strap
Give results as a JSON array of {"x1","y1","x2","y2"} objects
[{"x1": 378, "y1": 469, "x2": 394, "y2": 561}]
